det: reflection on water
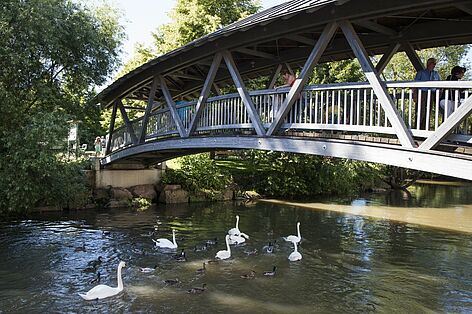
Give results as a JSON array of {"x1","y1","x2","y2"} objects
[{"x1": 0, "y1": 183, "x2": 471, "y2": 313}]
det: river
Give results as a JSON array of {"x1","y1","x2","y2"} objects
[{"x1": 0, "y1": 182, "x2": 471, "y2": 313}]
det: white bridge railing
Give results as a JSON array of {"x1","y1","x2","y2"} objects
[{"x1": 109, "y1": 81, "x2": 472, "y2": 152}]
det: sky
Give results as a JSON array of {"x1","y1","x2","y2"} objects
[{"x1": 94, "y1": 0, "x2": 288, "y2": 65}]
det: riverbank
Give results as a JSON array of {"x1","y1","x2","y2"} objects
[{"x1": 259, "y1": 198, "x2": 472, "y2": 234}]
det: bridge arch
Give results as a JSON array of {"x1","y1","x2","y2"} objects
[{"x1": 96, "y1": 0, "x2": 472, "y2": 180}]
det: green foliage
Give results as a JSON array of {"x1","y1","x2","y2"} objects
[
  {"x1": 0, "y1": 112, "x2": 89, "y2": 213},
  {"x1": 0, "y1": 0, "x2": 124, "y2": 215},
  {"x1": 131, "y1": 197, "x2": 152, "y2": 211},
  {"x1": 162, "y1": 154, "x2": 232, "y2": 193},
  {"x1": 234, "y1": 150, "x2": 382, "y2": 198}
]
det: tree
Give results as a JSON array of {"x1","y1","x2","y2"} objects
[{"x1": 0, "y1": 0, "x2": 125, "y2": 215}]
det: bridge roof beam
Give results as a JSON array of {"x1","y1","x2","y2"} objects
[
  {"x1": 159, "y1": 76, "x2": 186, "y2": 137},
  {"x1": 267, "y1": 22, "x2": 338, "y2": 136},
  {"x1": 375, "y1": 42, "x2": 401, "y2": 74},
  {"x1": 339, "y1": 20, "x2": 415, "y2": 148},
  {"x1": 266, "y1": 64, "x2": 283, "y2": 89},
  {"x1": 187, "y1": 53, "x2": 222, "y2": 137},
  {"x1": 420, "y1": 95, "x2": 472, "y2": 150},
  {"x1": 139, "y1": 76, "x2": 159, "y2": 143},
  {"x1": 222, "y1": 50, "x2": 266, "y2": 136},
  {"x1": 117, "y1": 100, "x2": 139, "y2": 145},
  {"x1": 402, "y1": 41, "x2": 425, "y2": 72}
]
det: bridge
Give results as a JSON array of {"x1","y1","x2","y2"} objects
[{"x1": 95, "y1": 0, "x2": 472, "y2": 180}]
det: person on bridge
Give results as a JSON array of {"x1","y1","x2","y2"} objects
[
  {"x1": 439, "y1": 65, "x2": 467, "y2": 118},
  {"x1": 414, "y1": 57, "x2": 441, "y2": 130},
  {"x1": 94, "y1": 136, "x2": 102, "y2": 157},
  {"x1": 277, "y1": 69, "x2": 296, "y2": 88}
]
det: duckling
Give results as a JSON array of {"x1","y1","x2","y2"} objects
[
  {"x1": 164, "y1": 278, "x2": 180, "y2": 285},
  {"x1": 187, "y1": 283, "x2": 207, "y2": 294},
  {"x1": 244, "y1": 248, "x2": 258, "y2": 256},
  {"x1": 196, "y1": 262, "x2": 206, "y2": 274},
  {"x1": 174, "y1": 249, "x2": 187, "y2": 262},
  {"x1": 87, "y1": 256, "x2": 103, "y2": 268},
  {"x1": 240, "y1": 270, "x2": 256, "y2": 279},
  {"x1": 140, "y1": 265, "x2": 158, "y2": 273},
  {"x1": 263, "y1": 266, "x2": 277, "y2": 276},
  {"x1": 89, "y1": 271, "x2": 101, "y2": 284},
  {"x1": 74, "y1": 243, "x2": 86, "y2": 252}
]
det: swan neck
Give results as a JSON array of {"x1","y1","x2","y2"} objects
[
  {"x1": 297, "y1": 223, "x2": 301, "y2": 238},
  {"x1": 226, "y1": 236, "x2": 231, "y2": 252},
  {"x1": 294, "y1": 242, "x2": 298, "y2": 252},
  {"x1": 117, "y1": 264, "x2": 123, "y2": 290},
  {"x1": 172, "y1": 230, "x2": 177, "y2": 246},
  {"x1": 235, "y1": 216, "x2": 239, "y2": 229}
]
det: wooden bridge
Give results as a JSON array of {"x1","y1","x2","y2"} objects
[{"x1": 96, "y1": 0, "x2": 472, "y2": 180}]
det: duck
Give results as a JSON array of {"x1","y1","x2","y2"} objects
[
  {"x1": 163, "y1": 278, "x2": 180, "y2": 285},
  {"x1": 263, "y1": 242, "x2": 275, "y2": 254},
  {"x1": 139, "y1": 265, "x2": 158, "y2": 273},
  {"x1": 153, "y1": 229, "x2": 178, "y2": 249},
  {"x1": 205, "y1": 238, "x2": 218, "y2": 246},
  {"x1": 263, "y1": 266, "x2": 277, "y2": 276},
  {"x1": 228, "y1": 215, "x2": 241, "y2": 236},
  {"x1": 288, "y1": 241, "x2": 302, "y2": 262},
  {"x1": 284, "y1": 222, "x2": 301, "y2": 244},
  {"x1": 194, "y1": 243, "x2": 208, "y2": 252},
  {"x1": 187, "y1": 284, "x2": 207, "y2": 294},
  {"x1": 240, "y1": 270, "x2": 256, "y2": 279},
  {"x1": 215, "y1": 235, "x2": 231, "y2": 260},
  {"x1": 196, "y1": 262, "x2": 206, "y2": 274},
  {"x1": 74, "y1": 243, "x2": 86, "y2": 252},
  {"x1": 174, "y1": 249, "x2": 187, "y2": 262},
  {"x1": 79, "y1": 261, "x2": 125, "y2": 300}
]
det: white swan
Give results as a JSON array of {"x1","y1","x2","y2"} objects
[
  {"x1": 79, "y1": 261, "x2": 125, "y2": 300},
  {"x1": 153, "y1": 229, "x2": 178, "y2": 249},
  {"x1": 288, "y1": 241, "x2": 302, "y2": 262},
  {"x1": 228, "y1": 215, "x2": 241, "y2": 236},
  {"x1": 284, "y1": 222, "x2": 301, "y2": 243},
  {"x1": 228, "y1": 234, "x2": 246, "y2": 245},
  {"x1": 215, "y1": 235, "x2": 231, "y2": 260}
]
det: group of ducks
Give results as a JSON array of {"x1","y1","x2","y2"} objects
[{"x1": 78, "y1": 215, "x2": 302, "y2": 301}]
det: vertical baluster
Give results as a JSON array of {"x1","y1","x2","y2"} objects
[
  {"x1": 400, "y1": 89, "x2": 405, "y2": 119},
  {"x1": 417, "y1": 90, "x2": 422, "y2": 129},
  {"x1": 331, "y1": 90, "x2": 335, "y2": 124},
  {"x1": 435, "y1": 90, "x2": 439, "y2": 130},
  {"x1": 356, "y1": 90, "x2": 360, "y2": 125},
  {"x1": 343, "y1": 90, "x2": 347, "y2": 125},
  {"x1": 465, "y1": 91, "x2": 470, "y2": 134},
  {"x1": 314, "y1": 91, "x2": 319, "y2": 124},
  {"x1": 444, "y1": 90, "x2": 449, "y2": 120},
  {"x1": 337, "y1": 90, "x2": 341, "y2": 124},
  {"x1": 426, "y1": 90, "x2": 431, "y2": 130},
  {"x1": 408, "y1": 89, "x2": 413, "y2": 127},
  {"x1": 349, "y1": 90, "x2": 353, "y2": 125},
  {"x1": 320, "y1": 91, "x2": 324, "y2": 124},
  {"x1": 362, "y1": 89, "x2": 366, "y2": 125},
  {"x1": 309, "y1": 91, "x2": 313, "y2": 124},
  {"x1": 325, "y1": 91, "x2": 329, "y2": 124},
  {"x1": 377, "y1": 90, "x2": 381, "y2": 127},
  {"x1": 369, "y1": 90, "x2": 374, "y2": 126}
]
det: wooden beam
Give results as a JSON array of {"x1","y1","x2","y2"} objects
[
  {"x1": 420, "y1": 95, "x2": 472, "y2": 150},
  {"x1": 105, "y1": 100, "x2": 118, "y2": 155},
  {"x1": 139, "y1": 76, "x2": 159, "y2": 143},
  {"x1": 284, "y1": 63, "x2": 294, "y2": 75},
  {"x1": 354, "y1": 20, "x2": 397, "y2": 36},
  {"x1": 222, "y1": 50, "x2": 266, "y2": 136},
  {"x1": 375, "y1": 42, "x2": 401, "y2": 74},
  {"x1": 267, "y1": 22, "x2": 338, "y2": 136},
  {"x1": 187, "y1": 53, "x2": 222, "y2": 136},
  {"x1": 235, "y1": 48, "x2": 278, "y2": 60},
  {"x1": 159, "y1": 76, "x2": 186, "y2": 137},
  {"x1": 286, "y1": 34, "x2": 315, "y2": 46},
  {"x1": 170, "y1": 72, "x2": 204, "y2": 81},
  {"x1": 339, "y1": 20, "x2": 415, "y2": 148},
  {"x1": 117, "y1": 100, "x2": 139, "y2": 145},
  {"x1": 402, "y1": 41, "x2": 425, "y2": 72},
  {"x1": 213, "y1": 83, "x2": 221, "y2": 96},
  {"x1": 266, "y1": 64, "x2": 282, "y2": 89}
]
